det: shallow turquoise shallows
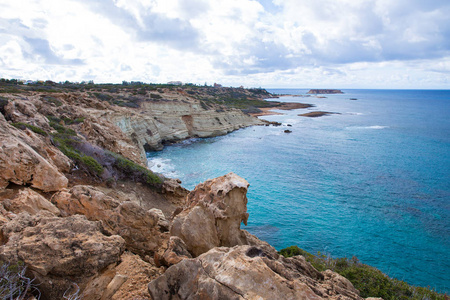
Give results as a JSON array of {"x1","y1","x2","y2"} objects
[{"x1": 147, "y1": 89, "x2": 450, "y2": 293}]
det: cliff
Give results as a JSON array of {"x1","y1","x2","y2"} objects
[{"x1": 0, "y1": 85, "x2": 266, "y2": 165}]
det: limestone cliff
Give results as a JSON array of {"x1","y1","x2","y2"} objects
[
  {"x1": 1, "y1": 87, "x2": 264, "y2": 165},
  {"x1": 108, "y1": 97, "x2": 262, "y2": 153}
]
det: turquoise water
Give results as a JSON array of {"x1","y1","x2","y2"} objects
[{"x1": 147, "y1": 89, "x2": 450, "y2": 293}]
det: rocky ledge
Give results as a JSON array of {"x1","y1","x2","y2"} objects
[
  {"x1": 307, "y1": 89, "x2": 344, "y2": 94},
  {"x1": 299, "y1": 111, "x2": 341, "y2": 118}
]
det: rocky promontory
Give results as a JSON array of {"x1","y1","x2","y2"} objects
[{"x1": 307, "y1": 89, "x2": 344, "y2": 94}]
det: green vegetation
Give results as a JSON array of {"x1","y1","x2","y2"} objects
[
  {"x1": 48, "y1": 115, "x2": 84, "y2": 125},
  {"x1": 108, "y1": 152, "x2": 162, "y2": 186},
  {"x1": 0, "y1": 96, "x2": 8, "y2": 114},
  {"x1": 0, "y1": 78, "x2": 276, "y2": 112},
  {"x1": 49, "y1": 120, "x2": 77, "y2": 135},
  {"x1": 49, "y1": 122, "x2": 162, "y2": 188},
  {"x1": 279, "y1": 246, "x2": 447, "y2": 300},
  {"x1": 41, "y1": 95, "x2": 62, "y2": 106},
  {"x1": 49, "y1": 122, "x2": 104, "y2": 178},
  {"x1": 80, "y1": 155, "x2": 104, "y2": 175},
  {"x1": 12, "y1": 122, "x2": 48, "y2": 136}
]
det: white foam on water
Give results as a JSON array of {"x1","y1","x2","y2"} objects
[
  {"x1": 346, "y1": 125, "x2": 389, "y2": 130},
  {"x1": 147, "y1": 157, "x2": 181, "y2": 178},
  {"x1": 367, "y1": 125, "x2": 389, "y2": 129},
  {"x1": 346, "y1": 112, "x2": 364, "y2": 115}
]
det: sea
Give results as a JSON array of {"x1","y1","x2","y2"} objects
[{"x1": 147, "y1": 89, "x2": 450, "y2": 293}]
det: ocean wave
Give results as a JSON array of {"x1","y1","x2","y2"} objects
[
  {"x1": 147, "y1": 157, "x2": 181, "y2": 177},
  {"x1": 346, "y1": 125, "x2": 389, "y2": 130},
  {"x1": 346, "y1": 112, "x2": 364, "y2": 115}
]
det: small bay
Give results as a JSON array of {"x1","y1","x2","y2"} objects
[{"x1": 148, "y1": 89, "x2": 450, "y2": 293}]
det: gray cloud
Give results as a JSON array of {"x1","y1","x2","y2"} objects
[
  {"x1": 24, "y1": 38, "x2": 84, "y2": 65},
  {"x1": 78, "y1": 0, "x2": 200, "y2": 50},
  {"x1": 0, "y1": 18, "x2": 84, "y2": 65}
]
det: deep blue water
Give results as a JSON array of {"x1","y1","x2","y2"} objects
[{"x1": 147, "y1": 89, "x2": 450, "y2": 293}]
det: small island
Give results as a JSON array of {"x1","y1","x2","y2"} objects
[
  {"x1": 299, "y1": 111, "x2": 340, "y2": 117},
  {"x1": 307, "y1": 89, "x2": 344, "y2": 94}
]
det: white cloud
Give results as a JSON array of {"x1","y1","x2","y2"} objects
[{"x1": 0, "y1": 0, "x2": 448, "y2": 88}]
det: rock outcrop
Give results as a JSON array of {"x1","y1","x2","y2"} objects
[
  {"x1": 148, "y1": 245, "x2": 363, "y2": 300},
  {"x1": 0, "y1": 212, "x2": 125, "y2": 299},
  {"x1": 307, "y1": 89, "x2": 344, "y2": 94},
  {"x1": 0, "y1": 114, "x2": 68, "y2": 192},
  {"x1": 110, "y1": 99, "x2": 263, "y2": 152},
  {"x1": 51, "y1": 185, "x2": 167, "y2": 255},
  {"x1": 0, "y1": 188, "x2": 60, "y2": 216},
  {"x1": 171, "y1": 173, "x2": 250, "y2": 256}
]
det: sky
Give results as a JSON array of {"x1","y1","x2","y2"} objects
[{"x1": 0, "y1": 0, "x2": 449, "y2": 89}]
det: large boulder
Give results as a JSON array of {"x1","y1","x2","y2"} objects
[
  {"x1": 0, "y1": 188, "x2": 60, "y2": 216},
  {"x1": 148, "y1": 245, "x2": 363, "y2": 300},
  {"x1": 171, "y1": 173, "x2": 250, "y2": 256},
  {"x1": 0, "y1": 212, "x2": 125, "y2": 299},
  {"x1": 0, "y1": 114, "x2": 68, "y2": 192},
  {"x1": 51, "y1": 185, "x2": 167, "y2": 255}
]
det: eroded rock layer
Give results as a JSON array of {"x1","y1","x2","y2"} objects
[{"x1": 148, "y1": 245, "x2": 363, "y2": 300}]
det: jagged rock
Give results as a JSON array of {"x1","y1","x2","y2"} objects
[
  {"x1": 4, "y1": 99, "x2": 52, "y2": 131},
  {"x1": 0, "y1": 188, "x2": 60, "y2": 216},
  {"x1": 51, "y1": 185, "x2": 166, "y2": 255},
  {"x1": 161, "y1": 178, "x2": 189, "y2": 205},
  {"x1": 148, "y1": 208, "x2": 170, "y2": 231},
  {"x1": 0, "y1": 212, "x2": 125, "y2": 299},
  {"x1": 148, "y1": 245, "x2": 363, "y2": 300},
  {"x1": 322, "y1": 270, "x2": 360, "y2": 298},
  {"x1": 0, "y1": 114, "x2": 68, "y2": 192},
  {"x1": 80, "y1": 117, "x2": 146, "y2": 165},
  {"x1": 170, "y1": 173, "x2": 250, "y2": 256},
  {"x1": 307, "y1": 89, "x2": 344, "y2": 94},
  {"x1": 110, "y1": 251, "x2": 162, "y2": 300},
  {"x1": 155, "y1": 236, "x2": 192, "y2": 267}
]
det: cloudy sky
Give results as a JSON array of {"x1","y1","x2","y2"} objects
[{"x1": 1, "y1": 0, "x2": 449, "y2": 88}]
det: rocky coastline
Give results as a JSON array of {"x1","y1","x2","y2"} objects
[
  {"x1": 0, "y1": 82, "x2": 444, "y2": 299},
  {"x1": 307, "y1": 89, "x2": 344, "y2": 94}
]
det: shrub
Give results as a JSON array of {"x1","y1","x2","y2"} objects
[
  {"x1": 0, "y1": 96, "x2": 8, "y2": 114},
  {"x1": 12, "y1": 122, "x2": 48, "y2": 136},
  {"x1": 0, "y1": 261, "x2": 40, "y2": 300},
  {"x1": 109, "y1": 152, "x2": 162, "y2": 186},
  {"x1": 93, "y1": 92, "x2": 113, "y2": 102},
  {"x1": 41, "y1": 95, "x2": 63, "y2": 106},
  {"x1": 51, "y1": 134, "x2": 162, "y2": 188},
  {"x1": 80, "y1": 155, "x2": 104, "y2": 175},
  {"x1": 150, "y1": 93, "x2": 162, "y2": 99},
  {"x1": 278, "y1": 246, "x2": 447, "y2": 300},
  {"x1": 51, "y1": 134, "x2": 104, "y2": 178},
  {"x1": 49, "y1": 121, "x2": 76, "y2": 135}
]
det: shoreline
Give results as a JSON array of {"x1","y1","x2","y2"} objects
[{"x1": 250, "y1": 102, "x2": 314, "y2": 117}]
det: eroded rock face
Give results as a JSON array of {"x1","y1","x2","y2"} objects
[
  {"x1": 111, "y1": 100, "x2": 263, "y2": 151},
  {"x1": 154, "y1": 236, "x2": 193, "y2": 267},
  {"x1": 148, "y1": 245, "x2": 363, "y2": 300},
  {"x1": 51, "y1": 185, "x2": 167, "y2": 255},
  {"x1": 0, "y1": 114, "x2": 69, "y2": 192},
  {"x1": 170, "y1": 173, "x2": 250, "y2": 256},
  {"x1": 0, "y1": 188, "x2": 60, "y2": 216},
  {"x1": 0, "y1": 212, "x2": 125, "y2": 299}
]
